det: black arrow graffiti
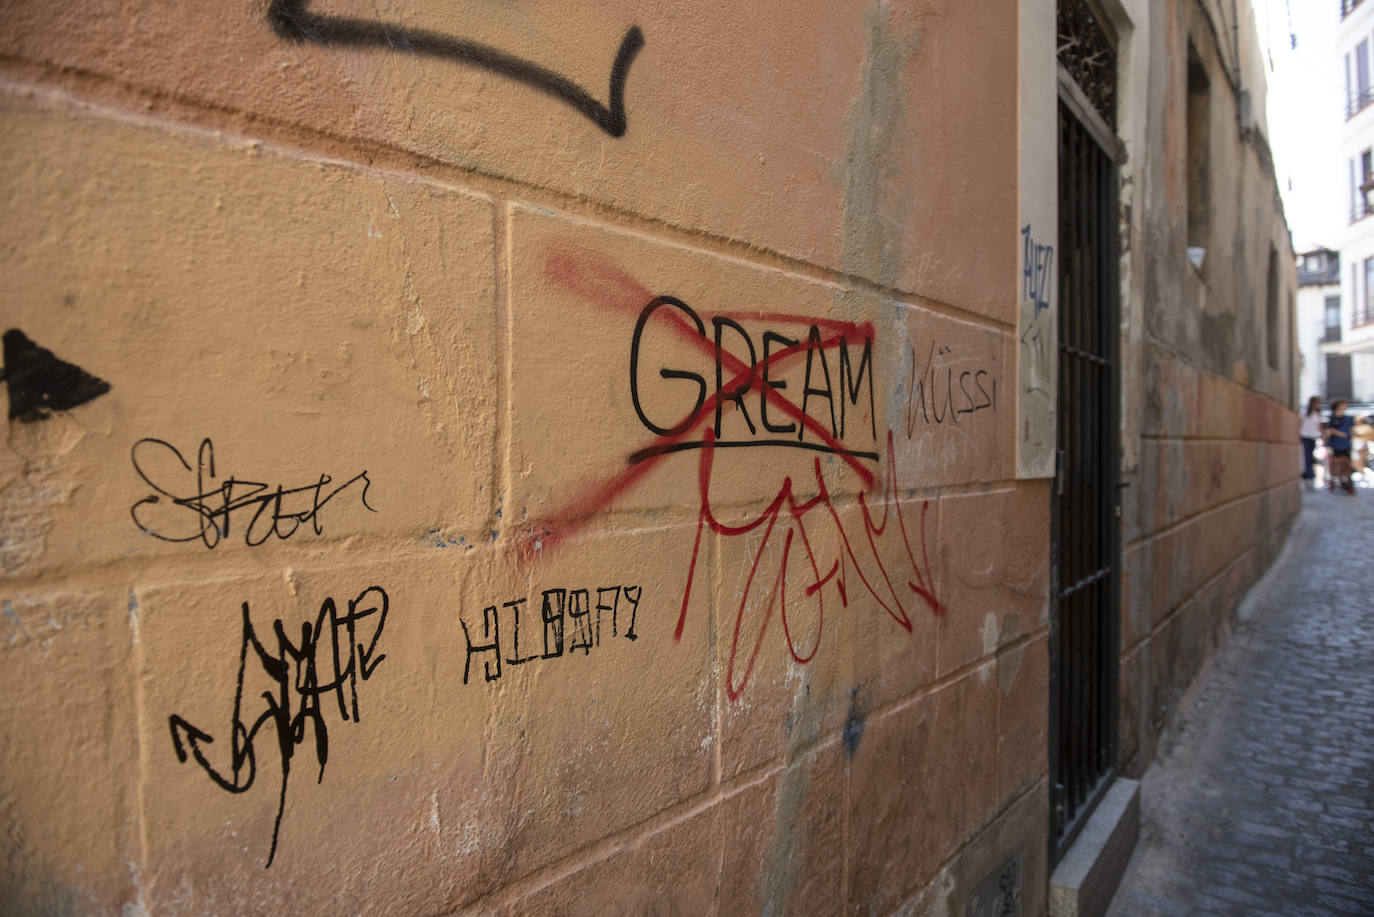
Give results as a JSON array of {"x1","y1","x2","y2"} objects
[
  {"x1": 1, "y1": 329, "x2": 111, "y2": 423},
  {"x1": 267, "y1": 0, "x2": 644, "y2": 138}
]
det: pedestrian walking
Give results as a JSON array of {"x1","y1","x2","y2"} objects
[
  {"x1": 1353, "y1": 417, "x2": 1373, "y2": 483},
  {"x1": 1326, "y1": 400, "x2": 1355, "y2": 494},
  {"x1": 1299, "y1": 396, "x2": 1322, "y2": 489}
]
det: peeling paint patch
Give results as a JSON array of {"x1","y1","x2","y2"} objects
[
  {"x1": 1000, "y1": 613, "x2": 1022, "y2": 646},
  {"x1": 996, "y1": 615, "x2": 1025, "y2": 695},
  {"x1": 843, "y1": 686, "x2": 866, "y2": 758},
  {"x1": 998, "y1": 645, "x2": 1023, "y2": 697},
  {"x1": 2, "y1": 598, "x2": 28, "y2": 649},
  {"x1": 127, "y1": 591, "x2": 140, "y2": 642},
  {"x1": 0, "y1": 473, "x2": 68, "y2": 574},
  {"x1": 422, "y1": 529, "x2": 470, "y2": 550},
  {"x1": 2, "y1": 412, "x2": 86, "y2": 574},
  {"x1": 981, "y1": 611, "x2": 1000, "y2": 656},
  {"x1": 122, "y1": 858, "x2": 150, "y2": 917},
  {"x1": 2, "y1": 595, "x2": 89, "y2": 650},
  {"x1": 405, "y1": 307, "x2": 425, "y2": 336}
]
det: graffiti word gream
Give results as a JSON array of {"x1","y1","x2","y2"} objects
[
  {"x1": 461, "y1": 584, "x2": 642, "y2": 684},
  {"x1": 629, "y1": 296, "x2": 876, "y2": 453}
]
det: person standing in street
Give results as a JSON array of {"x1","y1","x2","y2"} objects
[
  {"x1": 1326, "y1": 400, "x2": 1356, "y2": 494},
  {"x1": 1301, "y1": 396, "x2": 1323, "y2": 489}
]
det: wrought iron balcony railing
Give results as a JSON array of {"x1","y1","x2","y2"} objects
[
  {"x1": 1349, "y1": 88, "x2": 1374, "y2": 119},
  {"x1": 1351, "y1": 196, "x2": 1374, "y2": 223}
]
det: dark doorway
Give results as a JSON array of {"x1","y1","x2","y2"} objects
[
  {"x1": 1052, "y1": 0, "x2": 1122, "y2": 864},
  {"x1": 1326, "y1": 354, "x2": 1353, "y2": 400}
]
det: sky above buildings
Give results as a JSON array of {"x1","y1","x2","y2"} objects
[{"x1": 1253, "y1": 0, "x2": 1342, "y2": 252}]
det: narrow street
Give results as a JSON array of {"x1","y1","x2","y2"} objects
[{"x1": 1107, "y1": 488, "x2": 1374, "y2": 916}]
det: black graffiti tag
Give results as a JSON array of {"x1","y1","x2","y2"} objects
[
  {"x1": 267, "y1": 0, "x2": 644, "y2": 138},
  {"x1": 1, "y1": 328, "x2": 111, "y2": 422},
  {"x1": 130, "y1": 437, "x2": 376, "y2": 549},
  {"x1": 168, "y1": 587, "x2": 389, "y2": 867}
]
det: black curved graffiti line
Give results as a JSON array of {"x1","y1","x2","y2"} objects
[
  {"x1": 169, "y1": 587, "x2": 390, "y2": 868},
  {"x1": 267, "y1": 0, "x2": 645, "y2": 137}
]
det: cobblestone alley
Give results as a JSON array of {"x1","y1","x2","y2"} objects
[{"x1": 1107, "y1": 487, "x2": 1374, "y2": 916}]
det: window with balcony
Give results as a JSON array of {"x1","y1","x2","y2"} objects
[
  {"x1": 1186, "y1": 42, "x2": 1210, "y2": 253},
  {"x1": 1348, "y1": 40, "x2": 1373, "y2": 117},
  {"x1": 1364, "y1": 150, "x2": 1373, "y2": 212},
  {"x1": 1353, "y1": 263, "x2": 1360, "y2": 325},
  {"x1": 1362, "y1": 258, "x2": 1374, "y2": 326},
  {"x1": 1344, "y1": 0, "x2": 1368, "y2": 20},
  {"x1": 1352, "y1": 149, "x2": 1374, "y2": 221},
  {"x1": 1361, "y1": 41, "x2": 1371, "y2": 111},
  {"x1": 1267, "y1": 248, "x2": 1279, "y2": 369},
  {"x1": 1326, "y1": 295, "x2": 1343, "y2": 342}
]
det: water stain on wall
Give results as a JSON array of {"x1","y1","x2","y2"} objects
[
  {"x1": 834, "y1": 6, "x2": 914, "y2": 293},
  {"x1": 759, "y1": 756, "x2": 811, "y2": 916}
]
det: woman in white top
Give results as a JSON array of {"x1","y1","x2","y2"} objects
[{"x1": 1300, "y1": 396, "x2": 1324, "y2": 488}]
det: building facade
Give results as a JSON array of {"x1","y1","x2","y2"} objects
[
  {"x1": 1297, "y1": 248, "x2": 1345, "y2": 403},
  {"x1": 1113, "y1": 0, "x2": 1299, "y2": 791},
  {"x1": 1338, "y1": 0, "x2": 1374, "y2": 400},
  {"x1": 0, "y1": 1, "x2": 1297, "y2": 914}
]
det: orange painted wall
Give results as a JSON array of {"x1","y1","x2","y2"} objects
[{"x1": 1, "y1": 2, "x2": 1050, "y2": 915}]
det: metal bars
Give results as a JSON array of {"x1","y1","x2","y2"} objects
[
  {"x1": 1057, "y1": 0, "x2": 1117, "y2": 127},
  {"x1": 1050, "y1": 96, "x2": 1121, "y2": 864}
]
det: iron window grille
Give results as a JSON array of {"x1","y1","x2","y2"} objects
[{"x1": 1058, "y1": 0, "x2": 1116, "y2": 127}]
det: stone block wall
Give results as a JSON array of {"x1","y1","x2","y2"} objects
[
  {"x1": 0, "y1": 3, "x2": 1050, "y2": 915},
  {"x1": 1115, "y1": 0, "x2": 1300, "y2": 780}
]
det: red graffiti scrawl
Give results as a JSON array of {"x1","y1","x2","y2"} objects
[
  {"x1": 677, "y1": 430, "x2": 939, "y2": 700},
  {"x1": 530, "y1": 245, "x2": 941, "y2": 698}
]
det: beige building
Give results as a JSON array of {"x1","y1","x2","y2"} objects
[{"x1": 0, "y1": 0, "x2": 1297, "y2": 914}]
